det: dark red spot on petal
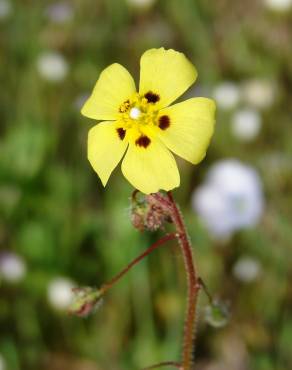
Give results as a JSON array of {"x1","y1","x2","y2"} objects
[
  {"x1": 158, "y1": 115, "x2": 170, "y2": 130},
  {"x1": 117, "y1": 128, "x2": 126, "y2": 140},
  {"x1": 144, "y1": 91, "x2": 160, "y2": 103},
  {"x1": 135, "y1": 135, "x2": 151, "y2": 148}
]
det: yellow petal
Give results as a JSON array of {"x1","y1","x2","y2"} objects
[
  {"x1": 88, "y1": 121, "x2": 128, "y2": 185},
  {"x1": 156, "y1": 98, "x2": 216, "y2": 164},
  {"x1": 81, "y1": 64, "x2": 136, "y2": 121},
  {"x1": 139, "y1": 48, "x2": 197, "y2": 109},
  {"x1": 121, "y1": 138, "x2": 180, "y2": 194}
]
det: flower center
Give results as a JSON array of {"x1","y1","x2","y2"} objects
[
  {"x1": 129, "y1": 107, "x2": 141, "y2": 120},
  {"x1": 116, "y1": 93, "x2": 170, "y2": 147}
]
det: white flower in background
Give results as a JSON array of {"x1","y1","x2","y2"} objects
[
  {"x1": 0, "y1": 253, "x2": 26, "y2": 283},
  {"x1": 47, "y1": 277, "x2": 75, "y2": 310},
  {"x1": 231, "y1": 108, "x2": 262, "y2": 141},
  {"x1": 0, "y1": 0, "x2": 11, "y2": 19},
  {"x1": 126, "y1": 0, "x2": 156, "y2": 9},
  {"x1": 192, "y1": 159, "x2": 264, "y2": 240},
  {"x1": 0, "y1": 354, "x2": 6, "y2": 370},
  {"x1": 37, "y1": 52, "x2": 68, "y2": 82},
  {"x1": 264, "y1": 0, "x2": 292, "y2": 12},
  {"x1": 232, "y1": 256, "x2": 262, "y2": 283},
  {"x1": 45, "y1": 2, "x2": 74, "y2": 24},
  {"x1": 242, "y1": 79, "x2": 275, "y2": 109},
  {"x1": 213, "y1": 82, "x2": 240, "y2": 110}
]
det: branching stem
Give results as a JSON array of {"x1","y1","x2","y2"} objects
[
  {"x1": 100, "y1": 233, "x2": 176, "y2": 294},
  {"x1": 100, "y1": 191, "x2": 201, "y2": 370}
]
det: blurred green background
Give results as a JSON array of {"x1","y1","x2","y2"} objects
[{"x1": 0, "y1": 0, "x2": 292, "y2": 369}]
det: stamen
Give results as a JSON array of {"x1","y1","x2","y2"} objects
[
  {"x1": 119, "y1": 99, "x2": 130, "y2": 113},
  {"x1": 129, "y1": 107, "x2": 141, "y2": 120}
]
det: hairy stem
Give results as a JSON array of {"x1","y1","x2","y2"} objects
[
  {"x1": 101, "y1": 233, "x2": 176, "y2": 294},
  {"x1": 101, "y1": 191, "x2": 200, "y2": 370},
  {"x1": 166, "y1": 192, "x2": 200, "y2": 370}
]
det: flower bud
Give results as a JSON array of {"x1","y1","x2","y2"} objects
[
  {"x1": 204, "y1": 300, "x2": 230, "y2": 328},
  {"x1": 130, "y1": 191, "x2": 172, "y2": 232},
  {"x1": 69, "y1": 287, "x2": 103, "y2": 317}
]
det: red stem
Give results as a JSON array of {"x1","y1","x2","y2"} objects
[
  {"x1": 101, "y1": 233, "x2": 176, "y2": 293},
  {"x1": 100, "y1": 191, "x2": 200, "y2": 370},
  {"x1": 166, "y1": 192, "x2": 200, "y2": 370}
]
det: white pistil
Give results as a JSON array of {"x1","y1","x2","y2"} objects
[{"x1": 129, "y1": 107, "x2": 141, "y2": 120}]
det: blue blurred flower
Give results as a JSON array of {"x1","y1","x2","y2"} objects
[{"x1": 192, "y1": 159, "x2": 264, "y2": 240}]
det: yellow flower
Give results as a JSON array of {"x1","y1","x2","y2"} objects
[{"x1": 81, "y1": 48, "x2": 216, "y2": 194}]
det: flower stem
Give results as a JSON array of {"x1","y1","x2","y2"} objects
[
  {"x1": 166, "y1": 192, "x2": 200, "y2": 370},
  {"x1": 101, "y1": 233, "x2": 176, "y2": 294}
]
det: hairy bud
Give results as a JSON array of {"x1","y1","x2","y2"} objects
[
  {"x1": 130, "y1": 191, "x2": 172, "y2": 232},
  {"x1": 69, "y1": 286, "x2": 104, "y2": 317}
]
